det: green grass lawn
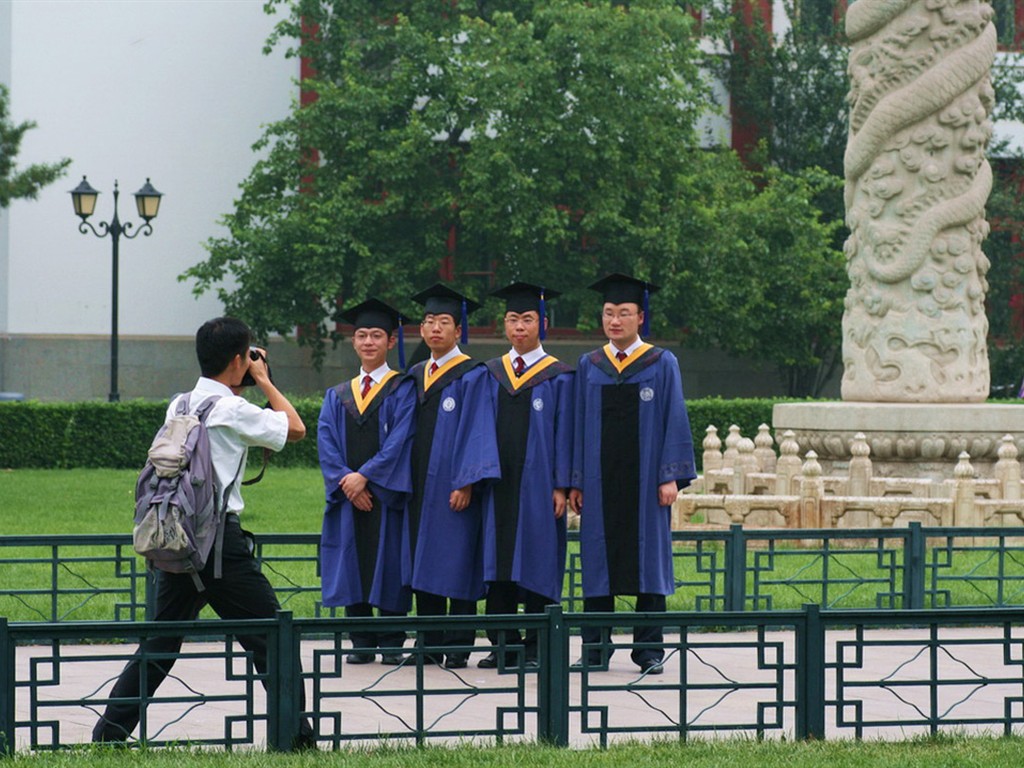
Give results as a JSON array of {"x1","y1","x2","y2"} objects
[
  {"x1": 9, "y1": 735, "x2": 1024, "y2": 767},
  {"x1": 0, "y1": 467, "x2": 326, "y2": 535},
  {"x1": 3, "y1": 468, "x2": 1024, "y2": 621},
  {"x1": 0, "y1": 467, "x2": 325, "y2": 621}
]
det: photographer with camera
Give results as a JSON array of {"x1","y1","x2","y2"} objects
[{"x1": 93, "y1": 317, "x2": 315, "y2": 749}]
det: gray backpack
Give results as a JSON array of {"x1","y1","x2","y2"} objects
[{"x1": 132, "y1": 394, "x2": 238, "y2": 590}]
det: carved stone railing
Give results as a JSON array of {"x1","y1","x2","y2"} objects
[{"x1": 675, "y1": 425, "x2": 1024, "y2": 530}]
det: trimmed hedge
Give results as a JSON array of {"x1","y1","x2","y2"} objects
[{"x1": 0, "y1": 397, "x2": 785, "y2": 471}]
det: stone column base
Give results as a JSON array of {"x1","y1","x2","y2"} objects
[{"x1": 772, "y1": 402, "x2": 1024, "y2": 480}]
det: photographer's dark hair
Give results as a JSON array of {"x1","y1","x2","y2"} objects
[{"x1": 196, "y1": 317, "x2": 251, "y2": 378}]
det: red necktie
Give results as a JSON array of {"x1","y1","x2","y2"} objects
[
  {"x1": 616, "y1": 350, "x2": 627, "y2": 363},
  {"x1": 429, "y1": 362, "x2": 439, "y2": 375},
  {"x1": 361, "y1": 374, "x2": 373, "y2": 398},
  {"x1": 513, "y1": 356, "x2": 526, "y2": 376}
]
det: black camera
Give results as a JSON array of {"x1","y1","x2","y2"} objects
[{"x1": 240, "y1": 346, "x2": 273, "y2": 387}]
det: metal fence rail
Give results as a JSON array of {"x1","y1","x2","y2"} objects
[
  {"x1": 3, "y1": 606, "x2": 1024, "y2": 753},
  {"x1": 4, "y1": 524, "x2": 1024, "y2": 623}
]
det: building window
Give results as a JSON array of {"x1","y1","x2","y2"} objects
[
  {"x1": 993, "y1": 0, "x2": 1024, "y2": 50},
  {"x1": 793, "y1": 0, "x2": 848, "y2": 39}
]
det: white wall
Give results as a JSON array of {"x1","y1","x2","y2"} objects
[
  {"x1": 1, "y1": 0, "x2": 298, "y2": 336},
  {"x1": 1, "y1": 0, "x2": 13, "y2": 337}
]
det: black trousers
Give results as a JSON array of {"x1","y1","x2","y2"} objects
[
  {"x1": 92, "y1": 516, "x2": 313, "y2": 743},
  {"x1": 484, "y1": 581, "x2": 552, "y2": 659},
  {"x1": 345, "y1": 603, "x2": 407, "y2": 652},
  {"x1": 414, "y1": 590, "x2": 476, "y2": 660},
  {"x1": 580, "y1": 593, "x2": 667, "y2": 666}
]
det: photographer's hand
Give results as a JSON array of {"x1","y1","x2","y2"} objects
[{"x1": 249, "y1": 347, "x2": 306, "y2": 442}]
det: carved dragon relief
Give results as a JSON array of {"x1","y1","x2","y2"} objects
[{"x1": 842, "y1": 0, "x2": 994, "y2": 401}]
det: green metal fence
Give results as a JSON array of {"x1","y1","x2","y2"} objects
[
  {"x1": 3, "y1": 606, "x2": 1024, "y2": 752},
  {"x1": 3, "y1": 524, "x2": 1024, "y2": 623},
  {"x1": 4, "y1": 524, "x2": 1024, "y2": 752}
]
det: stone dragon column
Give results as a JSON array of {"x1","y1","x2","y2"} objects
[{"x1": 842, "y1": 0, "x2": 996, "y2": 402}]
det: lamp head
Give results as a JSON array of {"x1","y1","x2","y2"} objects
[
  {"x1": 70, "y1": 176, "x2": 99, "y2": 221},
  {"x1": 133, "y1": 178, "x2": 163, "y2": 223}
]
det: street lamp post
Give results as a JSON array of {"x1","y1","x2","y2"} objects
[{"x1": 70, "y1": 176, "x2": 163, "y2": 402}]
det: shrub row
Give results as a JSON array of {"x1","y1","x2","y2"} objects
[{"x1": 0, "y1": 397, "x2": 784, "y2": 471}]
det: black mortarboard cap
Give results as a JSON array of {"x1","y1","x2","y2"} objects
[
  {"x1": 491, "y1": 281, "x2": 561, "y2": 340},
  {"x1": 491, "y1": 282, "x2": 561, "y2": 314},
  {"x1": 411, "y1": 283, "x2": 482, "y2": 344},
  {"x1": 339, "y1": 298, "x2": 404, "y2": 334},
  {"x1": 339, "y1": 297, "x2": 408, "y2": 368},
  {"x1": 588, "y1": 273, "x2": 660, "y2": 336}
]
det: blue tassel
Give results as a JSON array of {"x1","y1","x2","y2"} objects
[
  {"x1": 539, "y1": 287, "x2": 546, "y2": 341},
  {"x1": 642, "y1": 286, "x2": 650, "y2": 337},
  {"x1": 397, "y1": 321, "x2": 406, "y2": 370},
  {"x1": 461, "y1": 299, "x2": 468, "y2": 345}
]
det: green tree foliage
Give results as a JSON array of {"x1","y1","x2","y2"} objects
[
  {"x1": 185, "y1": 0, "x2": 846, "y2": 394},
  {"x1": 0, "y1": 84, "x2": 70, "y2": 208},
  {"x1": 718, "y1": 0, "x2": 1024, "y2": 397}
]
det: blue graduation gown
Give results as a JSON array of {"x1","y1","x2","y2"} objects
[
  {"x1": 398, "y1": 357, "x2": 501, "y2": 602},
  {"x1": 570, "y1": 345, "x2": 696, "y2": 598},
  {"x1": 318, "y1": 373, "x2": 415, "y2": 613},
  {"x1": 482, "y1": 353, "x2": 573, "y2": 603}
]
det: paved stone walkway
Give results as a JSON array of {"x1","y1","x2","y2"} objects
[{"x1": 12, "y1": 626, "x2": 1024, "y2": 751}]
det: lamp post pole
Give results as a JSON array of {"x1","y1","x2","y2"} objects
[{"x1": 70, "y1": 177, "x2": 163, "y2": 402}]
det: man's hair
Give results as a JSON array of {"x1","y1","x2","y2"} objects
[{"x1": 196, "y1": 317, "x2": 250, "y2": 378}]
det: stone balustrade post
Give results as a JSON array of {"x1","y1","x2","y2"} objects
[
  {"x1": 994, "y1": 434, "x2": 1021, "y2": 501},
  {"x1": 798, "y1": 451, "x2": 824, "y2": 528},
  {"x1": 952, "y1": 452, "x2": 977, "y2": 526},
  {"x1": 703, "y1": 425, "x2": 723, "y2": 472},
  {"x1": 776, "y1": 430, "x2": 803, "y2": 495},
  {"x1": 754, "y1": 423, "x2": 777, "y2": 473},
  {"x1": 722, "y1": 425, "x2": 742, "y2": 471},
  {"x1": 848, "y1": 432, "x2": 873, "y2": 497},
  {"x1": 734, "y1": 437, "x2": 758, "y2": 495}
]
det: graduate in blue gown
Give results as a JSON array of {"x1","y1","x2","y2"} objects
[
  {"x1": 318, "y1": 298, "x2": 415, "y2": 665},
  {"x1": 568, "y1": 274, "x2": 697, "y2": 675},
  {"x1": 398, "y1": 283, "x2": 501, "y2": 669},
  {"x1": 479, "y1": 282, "x2": 573, "y2": 670}
]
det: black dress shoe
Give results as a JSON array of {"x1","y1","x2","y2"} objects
[
  {"x1": 347, "y1": 652, "x2": 375, "y2": 665},
  {"x1": 638, "y1": 658, "x2": 664, "y2": 675},
  {"x1": 477, "y1": 652, "x2": 498, "y2": 669},
  {"x1": 444, "y1": 654, "x2": 469, "y2": 669},
  {"x1": 571, "y1": 655, "x2": 607, "y2": 670},
  {"x1": 292, "y1": 732, "x2": 318, "y2": 752},
  {"x1": 380, "y1": 653, "x2": 406, "y2": 665}
]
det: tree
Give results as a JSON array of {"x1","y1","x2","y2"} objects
[
  {"x1": 717, "y1": 0, "x2": 1024, "y2": 397},
  {"x1": 0, "y1": 84, "x2": 70, "y2": 208},
  {"x1": 185, "y1": 0, "x2": 846, "y2": 394}
]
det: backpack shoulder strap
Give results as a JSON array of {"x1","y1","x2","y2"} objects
[
  {"x1": 172, "y1": 392, "x2": 190, "y2": 417},
  {"x1": 194, "y1": 394, "x2": 222, "y2": 421},
  {"x1": 187, "y1": 392, "x2": 230, "y2": 581}
]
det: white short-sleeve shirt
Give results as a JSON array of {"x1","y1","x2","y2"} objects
[{"x1": 168, "y1": 377, "x2": 288, "y2": 515}]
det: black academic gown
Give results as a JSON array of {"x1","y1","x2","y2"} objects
[
  {"x1": 571, "y1": 344, "x2": 696, "y2": 598},
  {"x1": 482, "y1": 353, "x2": 574, "y2": 603},
  {"x1": 398, "y1": 355, "x2": 501, "y2": 601}
]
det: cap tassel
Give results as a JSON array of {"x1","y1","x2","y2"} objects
[
  {"x1": 642, "y1": 286, "x2": 650, "y2": 337},
  {"x1": 539, "y1": 288, "x2": 547, "y2": 341},
  {"x1": 460, "y1": 299, "x2": 468, "y2": 345},
  {"x1": 397, "y1": 320, "x2": 406, "y2": 370}
]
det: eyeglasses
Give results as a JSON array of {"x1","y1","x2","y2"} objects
[
  {"x1": 504, "y1": 314, "x2": 539, "y2": 326},
  {"x1": 353, "y1": 329, "x2": 389, "y2": 342},
  {"x1": 602, "y1": 310, "x2": 638, "y2": 320},
  {"x1": 421, "y1": 315, "x2": 455, "y2": 328}
]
